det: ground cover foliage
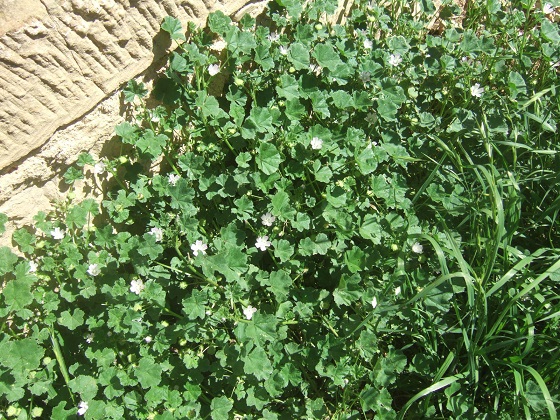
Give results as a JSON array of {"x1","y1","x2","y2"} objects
[{"x1": 1, "y1": 0, "x2": 560, "y2": 418}]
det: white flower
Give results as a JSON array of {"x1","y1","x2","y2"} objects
[
  {"x1": 470, "y1": 83, "x2": 484, "y2": 98},
  {"x1": 243, "y1": 305, "x2": 257, "y2": 320},
  {"x1": 208, "y1": 64, "x2": 220, "y2": 76},
  {"x1": 85, "y1": 333, "x2": 94, "y2": 344},
  {"x1": 279, "y1": 45, "x2": 288, "y2": 55},
  {"x1": 87, "y1": 263, "x2": 101, "y2": 276},
  {"x1": 395, "y1": 286, "x2": 401, "y2": 296},
  {"x1": 543, "y1": 3, "x2": 554, "y2": 14},
  {"x1": 93, "y1": 161, "x2": 106, "y2": 174},
  {"x1": 261, "y1": 212, "x2": 276, "y2": 227},
  {"x1": 50, "y1": 227, "x2": 65, "y2": 240},
  {"x1": 130, "y1": 279, "x2": 145, "y2": 295},
  {"x1": 412, "y1": 242, "x2": 424, "y2": 254},
  {"x1": 388, "y1": 53, "x2": 402, "y2": 67},
  {"x1": 310, "y1": 136, "x2": 323, "y2": 150},
  {"x1": 210, "y1": 40, "x2": 227, "y2": 51},
  {"x1": 363, "y1": 38, "x2": 373, "y2": 49},
  {"x1": 255, "y1": 235, "x2": 272, "y2": 251},
  {"x1": 149, "y1": 227, "x2": 163, "y2": 242},
  {"x1": 191, "y1": 240, "x2": 208, "y2": 256},
  {"x1": 77, "y1": 401, "x2": 88, "y2": 416},
  {"x1": 309, "y1": 63, "x2": 322, "y2": 75},
  {"x1": 168, "y1": 173, "x2": 180, "y2": 186},
  {"x1": 268, "y1": 32, "x2": 280, "y2": 42},
  {"x1": 144, "y1": 336, "x2": 152, "y2": 343},
  {"x1": 371, "y1": 296, "x2": 378, "y2": 309},
  {"x1": 359, "y1": 71, "x2": 371, "y2": 83},
  {"x1": 28, "y1": 260, "x2": 38, "y2": 273}
]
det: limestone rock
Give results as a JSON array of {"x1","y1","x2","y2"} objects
[{"x1": 0, "y1": 0, "x2": 265, "y2": 172}]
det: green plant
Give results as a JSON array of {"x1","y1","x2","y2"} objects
[{"x1": 1, "y1": 0, "x2": 560, "y2": 418}]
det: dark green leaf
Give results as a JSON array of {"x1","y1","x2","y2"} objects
[
  {"x1": 13, "y1": 228, "x2": 35, "y2": 254},
  {"x1": 256, "y1": 143, "x2": 283, "y2": 175},
  {"x1": 333, "y1": 273, "x2": 362, "y2": 306},
  {"x1": 0, "y1": 247, "x2": 18, "y2": 276},
  {"x1": 244, "y1": 345, "x2": 273, "y2": 381},
  {"x1": 136, "y1": 357, "x2": 163, "y2": 389},
  {"x1": 135, "y1": 130, "x2": 168, "y2": 160},
  {"x1": 210, "y1": 396, "x2": 233, "y2": 420},
  {"x1": 182, "y1": 289, "x2": 208, "y2": 320},
  {"x1": 161, "y1": 16, "x2": 186, "y2": 41},
  {"x1": 313, "y1": 43, "x2": 343, "y2": 68},
  {"x1": 288, "y1": 43, "x2": 310, "y2": 70},
  {"x1": 58, "y1": 309, "x2": 85, "y2": 330}
]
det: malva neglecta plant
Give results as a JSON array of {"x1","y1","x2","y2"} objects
[{"x1": 1, "y1": 0, "x2": 560, "y2": 418}]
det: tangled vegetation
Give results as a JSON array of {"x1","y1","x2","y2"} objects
[{"x1": 1, "y1": 0, "x2": 560, "y2": 418}]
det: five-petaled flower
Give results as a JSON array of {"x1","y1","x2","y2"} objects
[
  {"x1": 130, "y1": 279, "x2": 145, "y2": 295},
  {"x1": 243, "y1": 305, "x2": 257, "y2": 320},
  {"x1": 85, "y1": 333, "x2": 94, "y2": 344},
  {"x1": 168, "y1": 173, "x2": 180, "y2": 186},
  {"x1": 261, "y1": 212, "x2": 276, "y2": 227},
  {"x1": 149, "y1": 227, "x2": 163, "y2": 242},
  {"x1": 94, "y1": 161, "x2": 106, "y2": 175},
  {"x1": 255, "y1": 236, "x2": 272, "y2": 251},
  {"x1": 208, "y1": 64, "x2": 220, "y2": 76},
  {"x1": 50, "y1": 227, "x2": 65, "y2": 240},
  {"x1": 470, "y1": 83, "x2": 484, "y2": 98},
  {"x1": 395, "y1": 286, "x2": 402, "y2": 296},
  {"x1": 543, "y1": 3, "x2": 554, "y2": 14},
  {"x1": 371, "y1": 296, "x2": 378, "y2": 309},
  {"x1": 310, "y1": 137, "x2": 323, "y2": 150},
  {"x1": 191, "y1": 240, "x2": 208, "y2": 256},
  {"x1": 279, "y1": 45, "x2": 288, "y2": 55},
  {"x1": 77, "y1": 401, "x2": 88, "y2": 416},
  {"x1": 363, "y1": 38, "x2": 373, "y2": 49},
  {"x1": 388, "y1": 53, "x2": 402, "y2": 67},
  {"x1": 87, "y1": 263, "x2": 101, "y2": 276},
  {"x1": 412, "y1": 242, "x2": 424, "y2": 254},
  {"x1": 268, "y1": 32, "x2": 280, "y2": 42}
]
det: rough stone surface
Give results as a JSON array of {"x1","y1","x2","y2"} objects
[
  {"x1": 0, "y1": 0, "x2": 267, "y2": 247},
  {"x1": 0, "y1": 0, "x2": 265, "y2": 172}
]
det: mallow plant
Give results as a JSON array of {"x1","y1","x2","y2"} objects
[{"x1": 1, "y1": 0, "x2": 560, "y2": 418}]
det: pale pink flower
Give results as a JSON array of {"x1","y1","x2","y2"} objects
[
  {"x1": 243, "y1": 305, "x2": 257, "y2": 320},
  {"x1": 255, "y1": 236, "x2": 271, "y2": 251},
  {"x1": 191, "y1": 240, "x2": 208, "y2": 256}
]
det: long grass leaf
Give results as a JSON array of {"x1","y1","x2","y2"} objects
[
  {"x1": 397, "y1": 372, "x2": 468, "y2": 420},
  {"x1": 509, "y1": 362, "x2": 557, "y2": 420}
]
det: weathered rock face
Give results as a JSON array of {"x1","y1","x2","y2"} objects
[{"x1": 0, "y1": 0, "x2": 266, "y2": 246}]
